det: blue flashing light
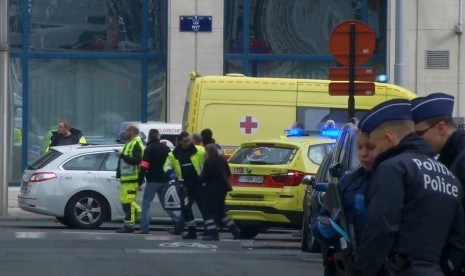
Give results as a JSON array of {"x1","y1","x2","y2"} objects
[
  {"x1": 376, "y1": 74, "x2": 388, "y2": 83},
  {"x1": 285, "y1": 128, "x2": 308, "y2": 137},
  {"x1": 320, "y1": 129, "x2": 340, "y2": 139}
]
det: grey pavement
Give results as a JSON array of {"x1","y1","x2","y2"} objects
[{"x1": 2, "y1": 187, "x2": 307, "y2": 251}]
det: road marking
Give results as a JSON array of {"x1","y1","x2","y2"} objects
[
  {"x1": 159, "y1": 242, "x2": 218, "y2": 249},
  {"x1": 144, "y1": 236, "x2": 174, "y2": 240},
  {"x1": 15, "y1": 232, "x2": 47, "y2": 239},
  {"x1": 125, "y1": 249, "x2": 217, "y2": 254}
]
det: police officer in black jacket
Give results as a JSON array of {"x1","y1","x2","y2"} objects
[
  {"x1": 411, "y1": 93, "x2": 465, "y2": 274},
  {"x1": 355, "y1": 99, "x2": 465, "y2": 275}
]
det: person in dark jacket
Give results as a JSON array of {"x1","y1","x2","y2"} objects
[
  {"x1": 411, "y1": 92, "x2": 465, "y2": 275},
  {"x1": 411, "y1": 93, "x2": 465, "y2": 185},
  {"x1": 200, "y1": 143, "x2": 241, "y2": 241},
  {"x1": 46, "y1": 120, "x2": 86, "y2": 151},
  {"x1": 354, "y1": 99, "x2": 465, "y2": 275},
  {"x1": 312, "y1": 129, "x2": 376, "y2": 275},
  {"x1": 200, "y1": 128, "x2": 223, "y2": 155},
  {"x1": 163, "y1": 132, "x2": 205, "y2": 239},
  {"x1": 134, "y1": 129, "x2": 183, "y2": 234}
]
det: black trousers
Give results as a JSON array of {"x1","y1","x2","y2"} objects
[
  {"x1": 201, "y1": 191, "x2": 227, "y2": 225},
  {"x1": 181, "y1": 179, "x2": 204, "y2": 223}
]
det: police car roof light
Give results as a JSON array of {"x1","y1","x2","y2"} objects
[
  {"x1": 320, "y1": 129, "x2": 340, "y2": 139},
  {"x1": 284, "y1": 129, "x2": 309, "y2": 137}
]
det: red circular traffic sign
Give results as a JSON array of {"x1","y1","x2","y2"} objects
[{"x1": 329, "y1": 20, "x2": 376, "y2": 66}]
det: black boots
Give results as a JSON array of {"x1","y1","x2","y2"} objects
[
  {"x1": 202, "y1": 228, "x2": 220, "y2": 241},
  {"x1": 229, "y1": 224, "x2": 242, "y2": 240},
  {"x1": 116, "y1": 225, "x2": 134, "y2": 233},
  {"x1": 182, "y1": 226, "x2": 197, "y2": 239}
]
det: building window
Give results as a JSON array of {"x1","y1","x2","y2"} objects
[
  {"x1": 224, "y1": 0, "x2": 387, "y2": 77},
  {"x1": 8, "y1": 0, "x2": 168, "y2": 183}
]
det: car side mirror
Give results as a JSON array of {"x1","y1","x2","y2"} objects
[
  {"x1": 329, "y1": 162, "x2": 343, "y2": 178},
  {"x1": 302, "y1": 175, "x2": 316, "y2": 187},
  {"x1": 314, "y1": 182, "x2": 328, "y2": 192}
]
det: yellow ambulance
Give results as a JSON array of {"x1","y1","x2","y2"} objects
[{"x1": 184, "y1": 72, "x2": 416, "y2": 157}]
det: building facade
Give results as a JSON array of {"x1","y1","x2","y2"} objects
[{"x1": 7, "y1": 0, "x2": 464, "y2": 182}]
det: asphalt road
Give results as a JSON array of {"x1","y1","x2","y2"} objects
[{"x1": 0, "y1": 217, "x2": 324, "y2": 276}]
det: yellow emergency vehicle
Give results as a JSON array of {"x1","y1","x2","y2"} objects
[
  {"x1": 226, "y1": 129, "x2": 336, "y2": 238},
  {"x1": 184, "y1": 72, "x2": 417, "y2": 157}
]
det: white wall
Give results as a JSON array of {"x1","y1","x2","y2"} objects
[
  {"x1": 168, "y1": 0, "x2": 223, "y2": 123},
  {"x1": 389, "y1": 0, "x2": 464, "y2": 117}
]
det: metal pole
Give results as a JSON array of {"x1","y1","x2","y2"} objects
[
  {"x1": 0, "y1": 0, "x2": 10, "y2": 216},
  {"x1": 348, "y1": 23, "x2": 355, "y2": 120},
  {"x1": 394, "y1": 0, "x2": 405, "y2": 86}
]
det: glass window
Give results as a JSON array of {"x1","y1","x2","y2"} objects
[
  {"x1": 229, "y1": 145, "x2": 296, "y2": 165},
  {"x1": 28, "y1": 58, "x2": 141, "y2": 162},
  {"x1": 147, "y1": 59, "x2": 167, "y2": 121},
  {"x1": 10, "y1": 58, "x2": 23, "y2": 181},
  {"x1": 8, "y1": 0, "x2": 22, "y2": 50},
  {"x1": 315, "y1": 152, "x2": 333, "y2": 183},
  {"x1": 297, "y1": 107, "x2": 366, "y2": 131},
  {"x1": 101, "y1": 153, "x2": 119, "y2": 171},
  {"x1": 224, "y1": 60, "x2": 244, "y2": 75},
  {"x1": 224, "y1": 0, "x2": 387, "y2": 76},
  {"x1": 251, "y1": 60, "x2": 337, "y2": 78},
  {"x1": 224, "y1": 0, "x2": 244, "y2": 54},
  {"x1": 250, "y1": 60, "x2": 386, "y2": 79},
  {"x1": 62, "y1": 153, "x2": 106, "y2": 171},
  {"x1": 308, "y1": 144, "x2": 329, "y2": 165},
  {"x1": 246, "y1": 0, "x2": 386, "y2": 55},
  {"x1": 148, "y1": 0, "x2": 168, "y2": 53},
  {"x1": 28, "y1": 149, "x2": 62, "y2": 170},
  {"x1": 29, "y1": 0, "x2": 143, "y2": 52}
]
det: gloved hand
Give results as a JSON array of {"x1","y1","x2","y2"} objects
[{"x1": 166, "y1": 169, "x2": 177, "y2": 182}]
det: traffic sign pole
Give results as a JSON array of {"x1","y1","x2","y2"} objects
[
  {"x1": 348, "y1": 23, "x2": 355, "y2": 120},
  {"x1": 328, "y1": 20, "x2": 376, "y2": 119}
]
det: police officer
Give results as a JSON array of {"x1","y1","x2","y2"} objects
[
  {"x1": 411, "y1": 92, "x2": 465, "y2": 274},
  {"x1": 164, "y1": 131, "x2": 205, "y2": 239},
  {"x1": 115, "y1": 125, "x2": 144, "y2": 233},
  {"x1": 355, "y1": 99, "x2": 465, "y2": 275},
  {"x1": 411, "y1": 93, "x2": 465, "y2": 191}
]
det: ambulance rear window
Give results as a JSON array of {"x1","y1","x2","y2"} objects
[{"x1": 229, "y1": 145, "x2": 296, "y2": 165}]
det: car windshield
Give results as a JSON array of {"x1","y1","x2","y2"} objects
[
  {"x1": 28, "y1": 149, "x2": 62, "y2": 170},
  {"x1": 229, "y1": 145, "x2": 296, "y2": 165}
]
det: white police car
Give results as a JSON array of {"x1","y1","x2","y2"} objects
[{"x1": 18, "y1": 144, "x2": 197, "y2": 229}]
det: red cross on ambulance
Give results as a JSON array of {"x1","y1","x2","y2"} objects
[{"x1": 239, "y1": 115, "x2": 258, "y2": 134}]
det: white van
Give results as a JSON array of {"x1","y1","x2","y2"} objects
[{"x1": 118, "y1": 121, "x2": 182, "y2": 147}]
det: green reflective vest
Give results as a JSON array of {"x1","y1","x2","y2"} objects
[{"x1": 119, "y1": 136, "x2": 144, "y2": 182}]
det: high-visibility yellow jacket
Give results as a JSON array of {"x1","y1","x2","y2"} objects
[
  {"x1": 117, "y1": 136, "x2": 144, "y2": 183},
  {"x1": 163, "y1": 145, "x2": 205, "y2": 181}
]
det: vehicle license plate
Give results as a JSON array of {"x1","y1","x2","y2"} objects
[{"x1": 238, "y1": 176, "x2": 264, "y2": 183}]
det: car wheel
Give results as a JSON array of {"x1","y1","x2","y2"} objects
[
  {"x1": 66, "y1": 192, "x2": 108, "y2": 229},
  {"x1": 237, "y1": 224, "x2": 261, "y2": 239},
  {"x1": 55, "y1": 216, "x2": 71, "y2": 227}
]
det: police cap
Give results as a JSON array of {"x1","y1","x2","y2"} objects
[
  {"x1": 411, "y1": 92, "x2": 454, "y2": 124},
  {"x1": 358, "y1": 99, "x2": 412, "y2": 134}
]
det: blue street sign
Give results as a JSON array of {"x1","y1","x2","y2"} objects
[{"x1": 179, "y1": 16, "x2": 212, "y2": 32}]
